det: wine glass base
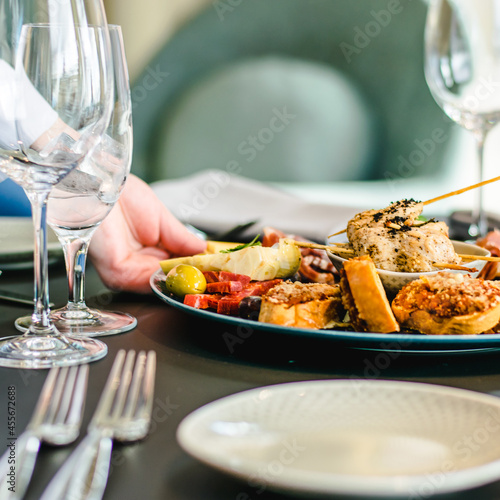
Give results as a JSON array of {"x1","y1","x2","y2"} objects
[
  {"x1": 15, "y1": 307, "x2": 137, "y2": 337},
  {"x1": 0, "y1": 333, "x2": 107, "y2": 369}
]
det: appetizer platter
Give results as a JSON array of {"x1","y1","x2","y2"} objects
[{"x1": 151, "y1": 178, "x2": 500, "y2": 351}]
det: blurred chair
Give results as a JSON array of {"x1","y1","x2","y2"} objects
[
  {"x1": 0, "y1": 179, "x2": 31, "y2": 216},
  {"x1": 131, "y1": 0, "x2": 452, "y2": 188}
]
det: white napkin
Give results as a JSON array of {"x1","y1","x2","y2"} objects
[{"x1": 151, "y1": 169, "x2": 363, "y2": 242}]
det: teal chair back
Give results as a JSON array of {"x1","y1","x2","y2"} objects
[{"x1": 131, "y1": 0, "x2": 451, "y2": 185}]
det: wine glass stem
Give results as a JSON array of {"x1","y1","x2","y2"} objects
[
  {"x1": 473, "y1": 131, "x2": 488, "y2": 238},
  {"x1": 26, "y1": 189, "x2": 53, "y2": 332},
  {"x1": 62, "y1": 236, "x2": 91, "y2": 309}
]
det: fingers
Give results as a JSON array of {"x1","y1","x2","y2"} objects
[
  {"x1": 127, "y1": 175, "x2": 206, "y2": 255},
  {"x1": 92, "y1": 253, "x2": 164, "y2": 294},
  {"x1": 89, "y1": 174, "x2": 207, "y2": 293},
  {"x1": 158, "y1": 208, "x2": 207, "y2": 256}
]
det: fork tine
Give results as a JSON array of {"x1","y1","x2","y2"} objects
[
  {"x1": 65, "y1": 365, "x2": 89, "y2": 427},
  {"x1": 140, "y1": 351, "x2": 156, "y2": 421},
  {"x1": 28, "y1": 367, "x2": 60, "y2": 429},
  {"x1": 43, "y1": 365, "x2": 89, "y2": 446},
  {"x1": 115, "y1": 350, "x2": 156, "y2": 442},
  {"x1": 110, "y1": 350, "x2": 136, "y2": 420},
  {"x1": 122, "y1": 351, "x2": 146, "y2": 420},
  {"x1": 48, "y1": 366, "x2": 70, "y2": 424},
  {"x1": 90, "y1": 349, "x2": 127, "y2": 428}
]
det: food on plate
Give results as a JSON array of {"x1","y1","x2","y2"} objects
[
  {"x1": 392, "y1": 272, "x2": 500, "y2": 335},
  {"x1": 262, "y1": 227, "x2": 337, "y2": 284},
  {"x1": 165, "y1": 264, "x2": 207, "y2": 298},
  {"x1": 204, "y1": 241, "x2": 240, "y2": 253},
  {"x1": 345, "y1": 199, "x2": 461, "y2": 272},
  {"x1": 155, "y1": 215, "x2": 500, "y2": 336},
  {"x1": 238, "y1": 296, "x2": 263, "y2": 320},
  {"x1": 160, "y1": 238, "x2": 301, "y2": 281},
  {"x1": 339, "y1": 255, "x2": 400, "y2": 333},
  {"x1": 258, "y1": 281, "x2": 345, "y2": 329},
  {"x1": 477, "y1": 230, "x2": 500, "y2": 280},
  {"x1": 183, "y1": 271, "x2": 281, "y2": 315}
]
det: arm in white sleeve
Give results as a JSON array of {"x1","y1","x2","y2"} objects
[{"x1": 0, "y1": 59, "x2": 58, "y2": 150}]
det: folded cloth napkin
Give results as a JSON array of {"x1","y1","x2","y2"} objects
[{"x1": 151, "y1": 169, "x2": 363, "y2": 242}]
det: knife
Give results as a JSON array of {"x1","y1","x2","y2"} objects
[{"x1": 0, "y1": 289, "x2": 54, "y2": 308}]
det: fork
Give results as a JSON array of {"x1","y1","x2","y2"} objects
[
  {"x1": 0, "y1": 364, "x2": 89, "y2": 500},
  {"x1": 40, "y1": 349, "x2": 156, "y2": 500}
]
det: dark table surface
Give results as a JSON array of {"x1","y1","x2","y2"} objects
[{"x1": 3, "y1": 260, "x2": 500, "y2": 500}]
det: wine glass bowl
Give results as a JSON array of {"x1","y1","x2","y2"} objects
[
  {"x1": 424, "y1": 0, "x2": 500, "y2": 237},
  {"x1": 0, "y1": 0, "x2": 113, "y2": 368}
]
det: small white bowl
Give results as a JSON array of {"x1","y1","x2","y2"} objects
[{"x1": 327, "y1": 240, "x2": 491, "y2": 296}]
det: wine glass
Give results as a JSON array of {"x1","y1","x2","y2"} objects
[
  {"x1": 14, "y1": 25, "x2": 137, "y2": 337},
  {"x1": 424, "y1": 0, "x2": 500, "y2": 238},
  {"x1": 0, "y1": 1, "x2": 113, "y2": 368}
]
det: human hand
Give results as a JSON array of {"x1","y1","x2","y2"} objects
[{"x1": 89, "y1": 174, "x2": 207, "y2": 293}]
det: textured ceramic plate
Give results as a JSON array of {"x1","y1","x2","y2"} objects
[
  {"x1": 0, "y1": 217, "x2": 61, "y2": 270},
  {"x1": 150, "y1": 270, "x2": 500, "y2": 351},
  {"x1": 177, "y1": 380, "x2": 500, "y2": 497}
]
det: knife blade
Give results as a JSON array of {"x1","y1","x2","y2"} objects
[{"x1": 0, "y1": 289, "x2": 54, "y2": 308}]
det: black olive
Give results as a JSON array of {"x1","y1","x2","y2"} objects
[{"x1": 239, "y1": 296, "x2": 262, "y2": 320}]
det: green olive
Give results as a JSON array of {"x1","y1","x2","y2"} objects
[{"x1": 165, "y1": 264, "x2": 207, "y2": 298}]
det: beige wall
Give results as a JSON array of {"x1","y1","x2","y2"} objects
[{"x1": 104, "y1": 0, "x2": 211, "y2": 81}]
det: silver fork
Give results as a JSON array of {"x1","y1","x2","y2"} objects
[
  {"x1": 40, "y1": 349, "x2": 156, "y2": 500},
  {"x1": 0, "y1": 364, "x2": 89, "y2": 500}
]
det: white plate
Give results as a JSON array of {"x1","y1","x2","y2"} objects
[
  {"x1": 177, "y1": 380, "x2": 500, "y2": 497},
  {"x1": 0, "y1": 217, "x2": 62, "y2": 270}
]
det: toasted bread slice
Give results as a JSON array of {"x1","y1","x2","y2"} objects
[
  {"x1": 340, "y1": 255, "x2": 400, "y2": 333},
  {"x1": 258, "y1": 281, "x2": 344, "y2": 329},
  {"x1": 392, "y1": 272, "x2": 500, "y2": 335}
]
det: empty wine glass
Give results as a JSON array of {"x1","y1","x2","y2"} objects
[
  {"x1": 0, "y1": 1, "x2": 113, "y2": 368},
  {"x1": 425, "y1": 0, "x2": 500, "y2": 237},
  {"x1": 15, "y1": 25, "x2": 137, "y2": 337}
]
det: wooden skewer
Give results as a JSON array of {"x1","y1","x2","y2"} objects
[
  {"x1": 458, "y1": 254, "x2": 500, "y2": 262},
  {"x1": 433, "y1": 262, "x2": 479, "y2": 272},
  {"x1": 287, "y1": 240, "x2": 354, "y2": 255},
  {"x1": 328, "y1": 228, "x2": 347, "y2": 238},
  {"x1": 328, "y1": 176, "x2": 500, "y2": 239},
  {"x1": 423, "y1": 175, "x2": 500, "y2": 206},
  {"x1": 292, "y1": 238, "x2": 497, "y2": 265}
]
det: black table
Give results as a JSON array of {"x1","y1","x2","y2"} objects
[{"x1": 2, "y1": 261, "x2": 500, "y2": 499}]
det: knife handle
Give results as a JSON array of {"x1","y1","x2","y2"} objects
[{"x1": 40, "y1": 431, "x2": 113, "y2": 500}]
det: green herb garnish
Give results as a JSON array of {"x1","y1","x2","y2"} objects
[{"x1": 220, "y1": 235, "x2": 262, "y2": 253}]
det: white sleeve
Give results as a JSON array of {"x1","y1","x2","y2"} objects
[{"x1": 0, "y1": 59, "x2": 58, "y2": 150}]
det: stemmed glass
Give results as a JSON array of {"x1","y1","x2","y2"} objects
[
  {"x1": 425, "y1": 0, "x2": 500, "y2": 238},
  {"x1": 0, "y1": 1, "x2": 113, "y2": 368},
  {"x1": 14, "y1": 25, "x2": 137, "y2": 337}
]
